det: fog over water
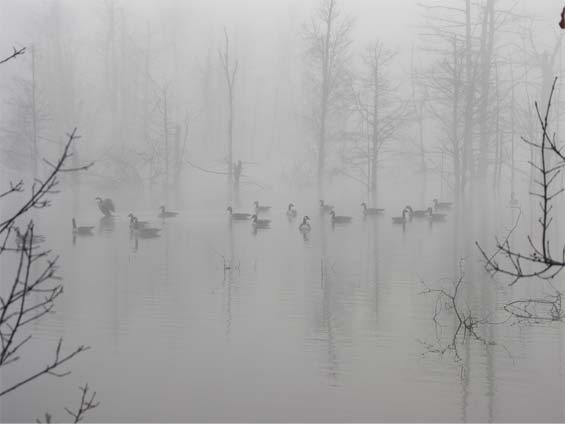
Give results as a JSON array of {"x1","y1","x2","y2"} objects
[{"x1": 1, "y1": 0, "x2": 565, "y2": 422}]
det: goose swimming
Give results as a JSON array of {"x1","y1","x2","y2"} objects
[
  {"x1": 227, "y1": 206, "x2": 251, "y2": 220},
  {"x1": 72, "y1": 218, "x2": 94, "y2": 235},
  {"x1": 287, "y1": 203, "x2": 298, "y2": 219},
  {"x1": 299, "y1": 216, "x2": 311, "y2": 232},
  {"x1": 133, "y1": 219, "x2": 161, "y2": 238},
  {"x1": 158, "y1": 206, "x2": 178, "y2": 218},
  {"x1": 361, "y1": 202, "x2": 384, "y2": 215},
  {"x1": 405, "y1": 205, "x2": 428, "y2": 218},
  {"x1": 329, "y1": 210, "x2": 352, "y2": 223},
  {"x1": 426, "y1": 207, "x2": 447, "y2": 222},
  {"x1": 254, "y1": 201, "x2": 271, "y2": 213},
  {"x1": 128, "y1": 214, "x2": 150, "y2": 230},
  {"x1": 251, "y1": 214, "x2": 271, "y2": 227},
  {"x1": 433, "y1": 199, "x2": 452, "y2": 211},
  {"x1": 392, "y1": 208, "x2": 410, "y2": 224}
]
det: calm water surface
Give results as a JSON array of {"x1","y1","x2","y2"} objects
[{"x1": 1, "y1": 189, "x2": 564, "y2": 422}]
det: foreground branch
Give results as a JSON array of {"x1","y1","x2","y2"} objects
[
  {"x1": 0, "y1": 46, "x2": 26, "y2": 65},
  {"x1": 476, "y1": 78, "x2": 565, "y2": 306}
]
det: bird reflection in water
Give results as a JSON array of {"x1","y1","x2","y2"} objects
[{"x1": 98, "y1": 216, "x2": 116, "y2": 234}]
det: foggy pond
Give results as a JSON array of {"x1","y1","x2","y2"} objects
[{"x1": 1, "y1": 0, "x2": 565, "y2": 422}]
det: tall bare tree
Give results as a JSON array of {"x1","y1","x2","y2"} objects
[
  {"x1": 218, "y1": 28, "x2": 238, "y2": 200},
  {"x1": 304, "y1": 0, "x2": 354, "y2": 197},
  {"x1": 477, "y1": 0, "x2": 496, "y2": 178},
  {"x1": 423, "y1": 34, "x2": 465, "y2": 201},
  {"x1": 350, "y1": 41, "x2": 408, "y2": 205}
]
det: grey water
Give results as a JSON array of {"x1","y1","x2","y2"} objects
[{"x1": 1, "y1": 185, "x2": 564, "y2": 422}]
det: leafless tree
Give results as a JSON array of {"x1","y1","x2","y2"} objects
[
  {"x1": 346, "y1": 40, "x2": 409, "y2": 205},
  {"x1": 218, "y1": 27, "x2": 238, "y2": 200},
  {"x1": 410, "y1": 46, "x2": 429, "y2": 184},
  {"x1": 303, "y1": 0, "x2": 354, "y2": 198},
  {"x1": 419, "y1": 0, "x2": 517, "y2": 198},
  {"x1": 422, "y1": 34, "x2": 465, "y2": 200}
]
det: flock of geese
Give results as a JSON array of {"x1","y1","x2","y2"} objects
[
  {"x1": 226, "y1": 198, "x2": 454, "y2": 236},
  {"x1": 69, "y1": 197, "x2": 179, "y2": 240},
  {"x1": 65, "y1": 196, "x2": 453, "y2": 243}
]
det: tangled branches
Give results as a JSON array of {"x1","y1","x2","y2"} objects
[
  {"x1": 0, "y1": 128, "x2": 97, "y2": 419},
  {"x1": 36, "y1": 384, "x2": 99, "y2": 424},
  {"x1": 0, "y1": 128, "x2": 93, "y2": 235},
  {"x1": 476, "y1": 77, "x2": 564, "y2": 321},
  {"x1": 420, "y1": 263, "x2": 494, "y2": 363}
]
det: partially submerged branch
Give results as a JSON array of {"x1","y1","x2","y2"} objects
[{"x1": 419, "y1": 261, "x2": 496, "y2": 364}]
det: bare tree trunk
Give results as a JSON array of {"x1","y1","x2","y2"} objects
[
  {"x1": 163, "y1": 87, "x2": 169, "y2": 205},
  {"x1": 411, "y1": 45, "x2": 427, "y2": 205},
  {"x1": 317, "y1": 0, "x2": 334, "y2": 199},
  {"x1": 31, "y1": 45, "x2": 38, "y2": 178},
  {"x1": 478, "y1": 0, "x2": 495, "y2": 179},
  {"x1": 492, "y1": 63, "x2": 501, "y2": 193},
  {"x1": 144, "y1": 22, "x2": 151, "y2": 186},
  {"x1": 106, "y1": 1, "x2": 118, "y2": 153},
  {"x1": 370, "y1": 58, "x2": 378, "y2": 205},
  {"x1": 228, "y1": 83, "x2": 234, "y2": 189},
  {"x1": 452, "y1": 35, "x2": 461, "y2": 202},
  {"x1": 366, "y1": 126, "x2": 371, "y2": 201},
  {"x1": 461, "y1": 0, "x2": 475, "y2": 197},
  {"x1": 119, "y1": 6, "x2": 126, "y2": 156},
  {"x1": 203, "y1": 46, "x2": 212, "y2": 153},
  {"x1": 219, "y1": 29, "x2": 238, "y2": 202}
]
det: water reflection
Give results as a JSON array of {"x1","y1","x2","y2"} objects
[
  {"x1": 98, "y1": 216, "x2": 116, "y2": 234},
  {"x1": 2, "y1": 195, "x2": 564, "y2": 422}
]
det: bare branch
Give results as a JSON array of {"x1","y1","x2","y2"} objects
[{"x1": 0, "y1": 46, "x2": 26, "y2": 65}]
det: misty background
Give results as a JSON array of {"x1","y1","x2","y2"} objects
[
  {"x1": 1, "y1": 0, "x2": 565, "y2": 422},
  {"x1": 0, "y1": 0, "x2": 562, "y2": 209}
]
